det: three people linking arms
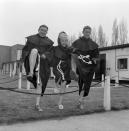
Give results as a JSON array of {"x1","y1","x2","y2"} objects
[{"x1": 22, "y1": 25, "x2": 99, "y2": 110}]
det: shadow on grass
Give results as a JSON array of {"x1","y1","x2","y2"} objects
[{"x1": 1, "y1": 107, "x2": 129, "y2": 125}]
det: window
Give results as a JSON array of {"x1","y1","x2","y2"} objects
[{"x1": 117, "y1": 58, "x2": 128, "y2": 70}]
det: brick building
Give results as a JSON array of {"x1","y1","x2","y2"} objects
[{"x1": 0, "y1": 44, "x2": 24, "y2": 74}]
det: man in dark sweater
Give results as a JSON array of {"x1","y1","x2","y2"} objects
[
  {"x1": 22, "y1": 25, "x2": 54, "y2": 111},
  {"x1": 72, "y1": 26, "x2": 99, "y2": 109}
]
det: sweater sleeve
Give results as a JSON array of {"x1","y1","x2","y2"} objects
[
  {"x1": 91, "y1": 48, "x2": 99, "y2": 59},
  {"x1": 43, "y1": 46, "x2": 55, "y2": 63}
]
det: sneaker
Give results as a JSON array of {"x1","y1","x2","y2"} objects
[
  {"x1": 58, "y1": 104, "x2": 64, "y2": 110},
  {"x1": 79, "y1": 103, "x2": 84, "y2": 110},
  {"x1": 66, "y1": 84, "x2": 69, "y2": 88},
  {"x1": 35, "y1": 105, "x2": 43, "y2": 112},
  {"x1": 78, "y1": 101, "x2": 84, "y2": 110}
]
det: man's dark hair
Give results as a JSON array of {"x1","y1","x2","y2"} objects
[
  {"x1": 38, "y1": 25, "x2": 48, "y2": 30},
  {"x1": 83, "y1": 26, "x2": 92, "y2": 32}
]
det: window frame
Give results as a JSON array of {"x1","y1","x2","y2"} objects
[{"x1": 117, "y1": 57, "x2": 128, "y2": 71}]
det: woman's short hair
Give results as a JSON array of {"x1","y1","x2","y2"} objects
[{"x1": 57, "y1": 31, "x2": 67, "y2": 45}]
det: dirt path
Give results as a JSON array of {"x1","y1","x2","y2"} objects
[{"x1": 0, "y1": 110, "x2": 129, "y2": 131}]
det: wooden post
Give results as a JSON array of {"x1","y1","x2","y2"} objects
[
  {"x1": 3, "y1": 64, "x2": 5, "y2": 74},
  {"x1": 5, "y1": 64, "x2": 7, "y2": 74},
  {"x1": 18, "y1": 63, "x2": 22, "y2": 89},
  {"x1": 9, "y1": 63, "x2": 13, "y2": 77},
  {"x1": 115, "y1": 70, "x2": 119, "y2": 87},
  {"x1": 22, "y1": 63, "x2": 26, "y2": 75},
  {"x1": 27, "y1": 80, "x2": 31, "y2": 90},
  {"x1": 101, "y1": 74, "x2": 105, "y2": 87},
  {"x1": 104, "y1": 75, "x2": 111, "y2": 111},
  {"x1": 1, "y1": 67, "x2": 3, "y2": 75},
  {"x1": 115, "y1": 76, "x2": 119, "y2": 87},
  {"x1": 12, "y1": 62, "x2": 17, "y2": 77},
  {"x1": 6, "y1": 64, "x2": 9, "y2": 74}
]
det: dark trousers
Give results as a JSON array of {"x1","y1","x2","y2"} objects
[
  {"x1": 78, "y1": 70, "x2": 94, "y2": 97},
  {"x1": 24, "y1": 55, "x2": 50, "y2": 96},
  {"x1": 40, "y1": 58, "x2": 50, "y2": 96}
]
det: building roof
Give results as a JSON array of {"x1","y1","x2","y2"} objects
[
  {"x1": 99, "y1": 43, "x2": 129, "y2": 51},
  {"x1": 0, "y1": 44, "x2": 24, "y2": 48},
  {"x1": 0, "y1": 45, "x2": 11, "y2": 48}
]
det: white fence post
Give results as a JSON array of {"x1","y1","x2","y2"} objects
[
  {"x1": 18, "y1": 63, "x2": 22, "y2": 89},
  {"x1": 18, "y1": 72, "x2": 22, "y2": 89},
  {"x1": 1, "y1": 68, "x2": 3, "y2": 75},
  {"x1": 9, "y1": 63, "x2": 13, "y2": 77},
  {"x1": 115, "y1": 76, "x2": 119, "y2": 87},
  {"x1": 12, "y1": 62, "x2": 17, "y2": 77},
  {"x1": 27, "y1": 80, "x2": 31, "y2": 90},
  {"x1": 6, "y1": 64, "x2": 8, "y2": 74},
  {"x1": 22, "y1": 63, "x2": 26, "y2": 75},
  {"x1": 3, "y1": 64, "x2": 5, "y2": 74},
  {"x1": 104, "y1": 75, "x2": 111, "y2": 111},
  {"x1": 101, "y1": 74, "x2": 105, "y2": 87}
]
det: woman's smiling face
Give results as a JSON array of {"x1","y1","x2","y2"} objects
[{"x1": 59, "y1": 32, "x2": 69, "y2": 47}]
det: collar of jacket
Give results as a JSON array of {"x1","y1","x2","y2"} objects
[{"x1": 80, "y1": 36, "x2": 91, "y2": 41}]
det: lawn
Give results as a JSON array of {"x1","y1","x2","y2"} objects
[{"x1": 0, "y1": 74, "x2": 129, "y2": 125}]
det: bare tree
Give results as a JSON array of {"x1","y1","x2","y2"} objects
[
  {"x1": 112, "y1": 18, "x2": 119, "y2": 46},
  {"x1": 91, "y1": 27, "x2": 97, "y2": 43},
  {"x1": 69, "y1": 34, "x2": 77, "y2": 45},
  {"x1": 118, "y1": 18, "x2": 128, "y2": 44},
  {"x1": 98, "y1": 25, "x2": 107, "y2": 47},
  {"x1": 103, "y1": 33, "x2": 108, "y2": 47},
  {"x1": 78, "y1": 32, "x2": 82, "y2": 38}
]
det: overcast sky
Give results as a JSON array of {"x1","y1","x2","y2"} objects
[{"x1": 0, "y1": 0, "x2": 129, "y2": 46}]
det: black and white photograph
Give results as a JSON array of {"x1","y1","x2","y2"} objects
[{"x1": 0, "y1": 0, "x2": 129, "y2": 130}]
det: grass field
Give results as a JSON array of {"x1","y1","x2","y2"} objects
[{"x1": 0, "y1": 74, "x2": 129, "y2": 125}]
